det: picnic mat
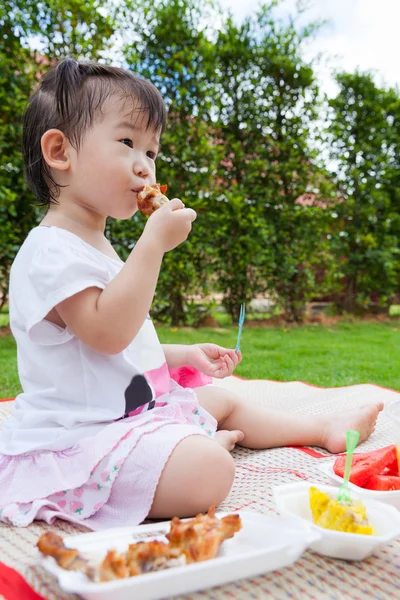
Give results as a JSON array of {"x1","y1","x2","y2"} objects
[{"x1": 1, "y1": 378, "x2": 400, "y2": 600}]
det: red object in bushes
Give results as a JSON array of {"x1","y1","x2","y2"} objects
[{"x1": 333, "y1": 445, "x2": 398, "y2": 487}]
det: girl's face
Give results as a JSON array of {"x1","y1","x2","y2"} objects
[{"x1": 65, "y1": 99, "x2": 160, "y2": 221}]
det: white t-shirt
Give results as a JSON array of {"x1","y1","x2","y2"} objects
[{"x1": 0, "y1": 226, "x2": 171, "y2": 455}]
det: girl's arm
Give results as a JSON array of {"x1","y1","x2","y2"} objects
[
  {"x1": 55, "y1": 201, "x2": 196, "y2": 354},
  {"x1": 162, "y1": 344, "x2": 189, "y2": 368}
]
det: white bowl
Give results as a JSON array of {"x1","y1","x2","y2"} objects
[
  {"x1": 317, "y1": 459, "x2": 400, "y2": 510},
  {"x1": 273, "y1": 482, "x2": 400, "y2": 561}
]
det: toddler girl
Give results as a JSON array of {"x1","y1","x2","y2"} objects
[{"x1": 0, "y1": 59, "x2": 383, "y2": 529}]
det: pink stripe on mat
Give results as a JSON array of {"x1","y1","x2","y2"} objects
[{"x1": 288, "y1": 446, "x2": 327, "y2": 458}]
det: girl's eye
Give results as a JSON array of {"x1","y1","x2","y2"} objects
[
  {"x1": 120, "y1": 139, "x2": 133, "y2": 148},
  {"x1": 146, "y1": 151, "x2": 156, "y2": 160}
]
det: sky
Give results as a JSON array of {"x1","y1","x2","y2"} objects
[{"x1": 219, "y1": 0, "x2": 399, "y2": 97}]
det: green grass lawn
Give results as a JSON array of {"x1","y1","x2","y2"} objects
[
  {"x1": 0, "y1": 314, "x2": 9, "y2": 327},
  {"x1": 0, "y1": 335, "x2": 20, "y2": 398},
  {"x1": 1, "y1": 321, "x2": 400, "y2": 398}
]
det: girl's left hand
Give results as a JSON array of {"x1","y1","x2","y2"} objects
[{"x1": 186, "y1": 343, "x2": 242, "y2": 379}]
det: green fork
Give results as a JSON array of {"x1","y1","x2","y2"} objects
[
  {"x1": 235, "y1": 303, "x2": 246, "y2": 353},
  {"x1": 337, "y1": 429, "x2": 360, "y2": 504}
]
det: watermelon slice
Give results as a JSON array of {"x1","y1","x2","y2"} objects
[
  {"x1": 364, "y1": 474, "x2": 400, "y2": 491},
  {"x1": 333, "y1": 445, "x2": 397, "y2": 488}
]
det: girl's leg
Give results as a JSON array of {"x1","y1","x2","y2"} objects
[
  {"x1": 195, "y1": 386, "x2": 384, "y2": 454},
  {"x1": 148, "y1": 435, "x2": 235, "y2": 519}
]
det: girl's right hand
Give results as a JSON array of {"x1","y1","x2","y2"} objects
[{"x1": 142, "y1": 198, "x2": 197, "y2": 252}]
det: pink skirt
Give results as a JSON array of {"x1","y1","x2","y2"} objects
[{"x1": 0, "y1": 383, "x2": 217, "y2": 529}]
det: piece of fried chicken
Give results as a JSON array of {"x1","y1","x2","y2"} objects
[
  {"x1": 137, "y1": 183, "x2": 169, "y2": 215},
  {"x1": 99, "y1": 540, "x2": 185, "y2": 581},
  {"x1": 166, "y1": 506, "x2": 242, "y2": 563},
  {"x1": 37, "y1": 532, "x2": 94, "y2": 578}
]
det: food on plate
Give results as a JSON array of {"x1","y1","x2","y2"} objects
[
  {"x1": 37, "y1": 532, "x2": 95, "y2": 579},
  {"x1": 37, "y1": 507, "x2": 242, "y2": 582},
  {"x1": 333, "y1": 445, "x2": 400, "y2": 490},
  {"x1": 309, "y1": 486, "x2": 373, "y2": 535},
  {"x1": 137, "y1": 183, "x2": 169, "y2": 215},
  {"x1": 99, "y1": 540, "x2": 185, "y2": 581},
  {"x1": 166, "y1": 505, "x2": 242, "y2": 563}
]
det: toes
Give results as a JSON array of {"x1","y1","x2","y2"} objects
[
  {"x1": 361, "y1": 402, "x2": 383, "y2": 413},
  {"x1": 234, "y1": 430, "x2": 245, "y2": 443},
  {"x1": 365, "y1": 404, "x2": 381, "y2": 420},
  {"x1": 228, "y1": 431, "x2": 244, "y2": 449},
  {"x1": 227, "y1": 430, "x2": 244, "y2": 450}
]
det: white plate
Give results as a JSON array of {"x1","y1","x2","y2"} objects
[
  {"x1": 317, "y1": 458, "x2": 400, "y2": 509},
  {"x1": 274, "y1": 482, "x2": 400, "y2": 561},
  {"x1": 39, "y1": 512, "x2": 320, "y2": 600}
]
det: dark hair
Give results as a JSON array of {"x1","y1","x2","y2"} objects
[{"x1": 22, "y1": 58, "x2": 167, "y2": 205}]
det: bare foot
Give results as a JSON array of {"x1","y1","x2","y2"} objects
[
  {"x1": 320, "y1": 402, "x2": 384, "y2": 454},
  {"x1": 214, "y1": 430, "x2": 244, "y2": 452}
]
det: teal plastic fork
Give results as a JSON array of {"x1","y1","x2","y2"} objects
[
  {"x1": 235, "y1": 303, "x2": 246, "y2": 353},
  {"x1": 337, "y1": 429, "x2": 360, "y2": 504}
]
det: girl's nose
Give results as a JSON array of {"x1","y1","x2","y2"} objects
[{"x1": 133, "y1": 154, "x2": 149, "y2": 179}]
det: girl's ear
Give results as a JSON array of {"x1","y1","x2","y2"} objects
[{"x1": 41, "y1": 129, "x2": 71, "y2": 171}]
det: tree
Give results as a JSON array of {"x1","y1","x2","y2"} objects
[
  {"x1": 118, "y1": 0, "x2": 220, "y2": 325},
  {"x1": 208, "y1": 15, "x2": 269, "y2": 320},
  {"x1": 0, "y1": 3, "x2": 38, "y2": 307},
  {"x1": 6, "y1": 0, "x2": 114, "y2": 58},
  {"x1": 211, "y1": 2, "x2": 333, "y2": 321},
  {"x1": 0, "y1": 0, "x2": 116, "y2": 304},
  {"x1": 328, "y1": 72, "x2": 400, "y2": 313}
]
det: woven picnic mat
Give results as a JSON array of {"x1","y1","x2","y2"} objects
[{"x1": 1, "y1": 379, "x2": 400, "y2": 600}]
